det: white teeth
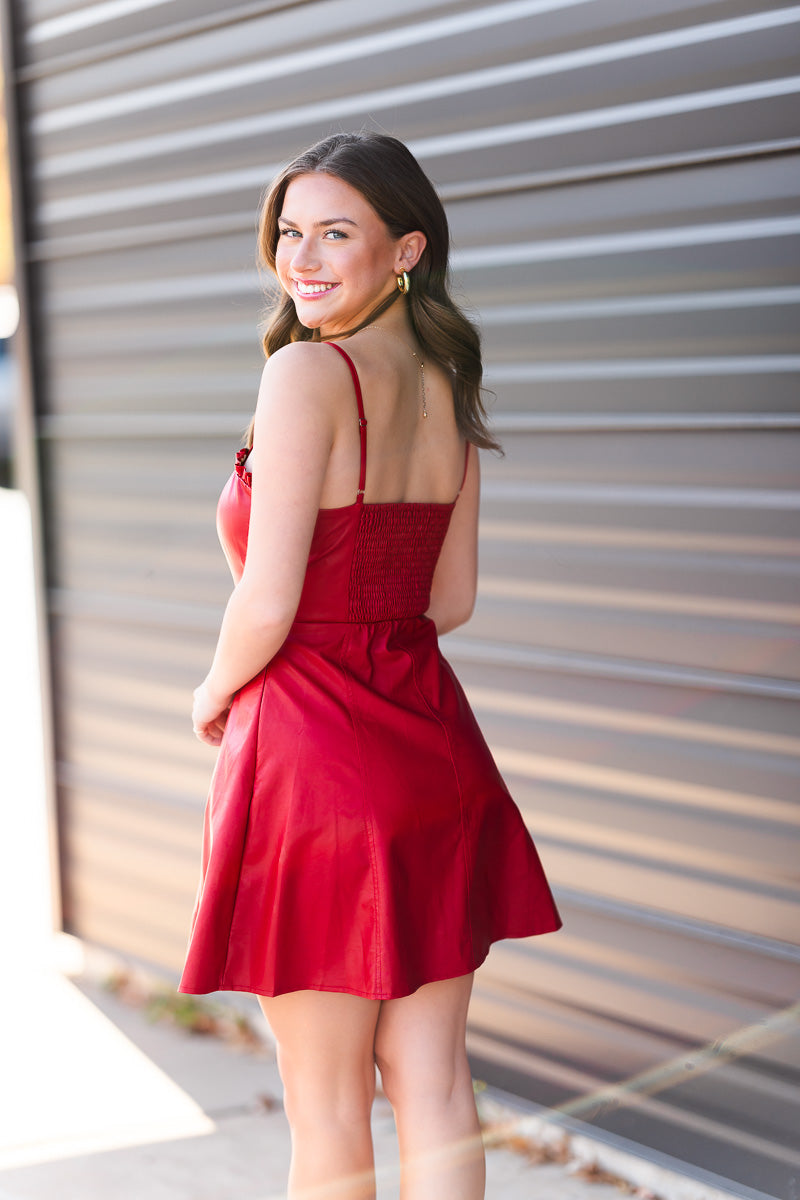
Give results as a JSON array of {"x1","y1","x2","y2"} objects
[{"x1": 296, "y1": 281, "x2": 336, "y2": 295}]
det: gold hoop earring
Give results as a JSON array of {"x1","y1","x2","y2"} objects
[{"x1": 396, "y1": 271, "x2": 410, "y2": 294}]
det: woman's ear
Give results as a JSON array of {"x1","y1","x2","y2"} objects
[{"x1": 395, "y1": 231, "x2": 427, "y2": 274}]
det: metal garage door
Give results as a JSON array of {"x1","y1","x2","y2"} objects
[{"x1": 3, "y1": 2, "x2": 798, "y2": 1195}]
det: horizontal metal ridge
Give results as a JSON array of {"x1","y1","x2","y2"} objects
[
  {"x1": 478, "y1": 481, "x2": 800, "y2": 510},
  {"x1": 552, "y1": 887, "x2": 800, "y2": 962},
  {"x1": 55, "y1": 758, "x2": 205, "y2": 812},
  {"x1": 436, "y1": 138, "x2": 800, "y2": 201},
  {"x1": 479, "y1": 287, "x2": 800, "y2": 323},
  {"x1": 441, "y1": 636, "x2": 800, "y2": 698},
  {"x1": 40, "y1": 412, "x2": 248, "y2": 438},
  {"x1": 28, "y1": 211, "x2": 259, "y2": 260},
  {"x1": 490, "y1": 413, "x2": 800, "y2": 432},
  {"x1": 49, "y1": 587, "x2": 223, "y2": 631},
  {"x1": 21, "y1": 1, "x2": 314, "y2": 77},
  {"x1": 47, "y1": 270, "x2": 263, "y2": 312},
  {"x1": 477, "y1": 575, "x2": 800, "y2": 622},
  {"x1": 38, "y1": 410, "x2": 800, "y2": 439},
  {"x1": 455, "y1": 216, "x2": 800, "y2": 271}
]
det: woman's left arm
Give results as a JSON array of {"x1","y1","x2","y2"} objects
[{"x1": 192, "y1": 344, "x2": 341, "y2": 745}]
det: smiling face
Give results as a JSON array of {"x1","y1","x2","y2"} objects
[{"x1": 275, "y1": 172, "x2": 411, "y2": 337}]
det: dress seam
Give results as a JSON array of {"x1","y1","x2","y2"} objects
[
  {"x1": 219, "y1": 668, "x2": 270, "y2": 990},
  {"x1": 338, "y1": 624, "x2": 383, "y2": 996},
  {"x1": 399, "y1": 639, "x2": 474, "y2": 951}
]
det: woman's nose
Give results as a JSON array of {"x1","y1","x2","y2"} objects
[{"x1": 291, "y1": 237, "x2": 320, "y2": 272}]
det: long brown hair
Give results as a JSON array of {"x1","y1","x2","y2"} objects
[{"x1": 247, "y1": 132, "x2": 500, "y2": 452}]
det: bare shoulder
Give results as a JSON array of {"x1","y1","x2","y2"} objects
[
  {"x1": 251, "y1": 341, "x2": 355, "y2": 449},
  {"x1": 259, "y1": 340, "x2": 353, "y2": 398}
]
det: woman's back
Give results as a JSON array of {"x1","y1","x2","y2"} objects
[{"x1": 315, "y1": 329, "x2": 467, "y2": 510}]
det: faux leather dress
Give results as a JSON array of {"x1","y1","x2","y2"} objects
[{"x1": 178, "y1": 342, "x2": 561, "y2": 999}]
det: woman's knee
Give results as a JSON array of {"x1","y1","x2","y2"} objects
[
  {"x1": 279, "y1": 1045, "x2": 376, "y2": 1132},
  {"x1": 374, "y1": 974, "x2": 474, "y2": 1112},
  {"x1": 376, "y1": 1041, "x2": 471, "y2": 1113}
]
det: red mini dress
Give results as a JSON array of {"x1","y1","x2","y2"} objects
[{"x1": 179, "y1": 343, "x2": 561, "y2": 1000}]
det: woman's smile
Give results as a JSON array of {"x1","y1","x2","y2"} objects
[{"x1": 293, "y1": 279, "x2": 341, "y2": 298}]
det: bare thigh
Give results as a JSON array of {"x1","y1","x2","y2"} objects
[
  {"x1": 258, "y1": 990, "x2": 382, "y2": 1121},
  {"x1": 373, "y1": 973, "x2": 475, "y2": 1102}
]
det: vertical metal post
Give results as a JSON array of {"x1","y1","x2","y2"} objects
[{"x1": 0, "y1": 0, "x2": 62, "y2": 934}]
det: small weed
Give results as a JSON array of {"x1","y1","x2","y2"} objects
[
  {"x1": 573, "y1": 1161, "x2": 661, "y2": 1196},
  {"x1": 145, "y1": 990, "x2": 221, "y2": 1035},
  {"x1": 102, "y1": 967, "x2": 268, "y2": 1051}
]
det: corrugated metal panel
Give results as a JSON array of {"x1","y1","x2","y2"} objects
[{"x1": 4, "y1": 0, "x2": 799, "y2": 1194}]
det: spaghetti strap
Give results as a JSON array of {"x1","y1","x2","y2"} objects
[{"x1": 328, "y1": 342, "x2": 367, "y2": 504}]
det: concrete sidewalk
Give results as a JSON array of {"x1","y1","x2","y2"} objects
[{"x1": 0, "y1": 940, "x2": 628, "y2": 1200}]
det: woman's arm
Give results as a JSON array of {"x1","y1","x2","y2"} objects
[
  {"x1": 192, "y1": 343, "x2": 344, "y2": 745},
  {"x1": 425, "y1": 443, "x2": 480, "y2": 636}
]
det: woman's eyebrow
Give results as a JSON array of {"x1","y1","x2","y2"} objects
[{"x1": 278, "y1": 217, "x2": 359, "y2": 228}]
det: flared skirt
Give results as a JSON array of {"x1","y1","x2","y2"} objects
[{"x1": 178, "y1": 616, "x2": 561, "y2": 999}]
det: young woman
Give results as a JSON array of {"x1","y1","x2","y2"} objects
[{"x1": 179, "y1": 132, "x2": 561, "y2": 1200}]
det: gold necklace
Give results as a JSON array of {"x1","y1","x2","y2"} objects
[{"x1": 364, "y1": 325, "x2": 428, "y2": 418}]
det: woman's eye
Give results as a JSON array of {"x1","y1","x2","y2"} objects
[
  {"x1": 324, "y1": 229, "x2": 348, "y2": 240},
  {"x1": 279, "y1": 228, "x2": 300, "y2": 238}
]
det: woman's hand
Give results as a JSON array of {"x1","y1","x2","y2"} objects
[{"x1": 192, "y1": 680, "x2": 232, "y2": 747}]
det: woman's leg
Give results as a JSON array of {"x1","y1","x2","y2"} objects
[
  {"x1": 373, "y1": 972, "x2": 485, "y2": 1200},
  {"x1": 258, "y1": 990, "x2": 381, "y2": 1199}
]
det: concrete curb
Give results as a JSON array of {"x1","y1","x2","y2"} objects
[{"x1": 475, "y1": 1091, "x2": 765, "y2": 1200}]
